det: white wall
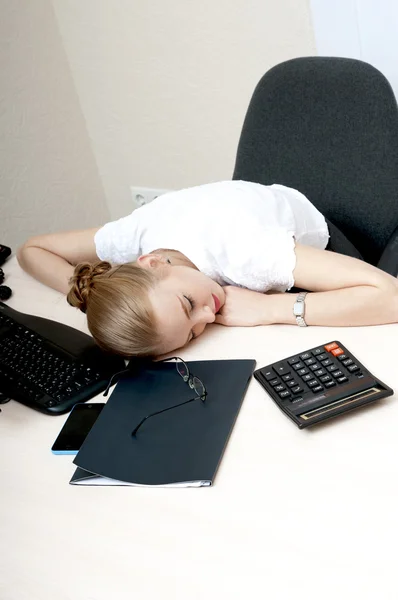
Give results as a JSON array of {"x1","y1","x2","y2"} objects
[
  {"x1": 1, "y1": 0, "x2": 316, "y2": 249},
  {"x1": 310, "y1": 0, "x2": 398, "y2": 99},
  {"x1": 0, "y1": 0, "x2": 109, "y2": 249},
  {"x1": 52, "y1": 0, "x2": 316, "y2": 220}
]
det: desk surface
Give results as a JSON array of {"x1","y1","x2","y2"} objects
[{"x1": 1, "y1": 257, "x2": 398, "y2": 600}]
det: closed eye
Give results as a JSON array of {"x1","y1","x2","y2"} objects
[{"x1": 184, "y1": 294, "x2": 196, "y2": 311}]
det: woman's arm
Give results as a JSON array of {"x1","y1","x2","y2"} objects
[
  {"x1": 215, "y1": 244, "x2": 398, "y2": 327},
  {"x1": 17, "y1": 228, "x2": 100, "y2": 294}
]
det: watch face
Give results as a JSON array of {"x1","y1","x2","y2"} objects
[{"x1": 293, "y1": 302, "x2": 304, "y2": 317}]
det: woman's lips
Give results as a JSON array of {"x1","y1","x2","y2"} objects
[{"x1": 212, "y1": 293, "x2": 221, "y2": 313}]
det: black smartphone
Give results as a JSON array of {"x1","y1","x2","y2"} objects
[{"x1": 51, "y1": 403, "x2": 105, "y2": 455}]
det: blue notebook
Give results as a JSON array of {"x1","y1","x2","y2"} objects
[{"x1": 70, "y1": 359, "x2": 256, "y2": 487}]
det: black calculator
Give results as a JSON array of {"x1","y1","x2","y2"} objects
[{"x1": 254, "y1": 341, "x2": 394, "y2": 428}]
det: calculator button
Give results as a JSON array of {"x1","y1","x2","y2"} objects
[
  {"x1": 291, "y1": 386, "x2": 304, "y2": 394},
  {"x1": 262, "y1": 369, "x2": 275, "y2": 380},
  {"x1": 317, "y1": 353, "x2": 328, "y2": 361},
  {"x1": 324, "y1": 342, "x2": 338, "y2": 352},
  {"x1": 325, "y1": 380, "x2": 336, "y2": 388},
  {"x1": 279, "y1": 390, "x2": 291, "y2": 399},
  {"x1": 347, "y1": 364, "x2": 360, "y2": 373},
  {"x1": 332, "y1": 370, "x2": 344, "y2": 378},
  {"x1": 309, "y1": 363, "x2": 322, "y2": 371},
  {"x1": 300, "y1": 352, "x2": 312, "y2": 360},
  {"x1": 336, "y1": 376, "x2": 349, "y2": 383},
  {"x1": 331, "y1": 347, "x2": 344, "y2": 357},
  {"x1": 302, "y1": 373, "x2": 314, "y2": 382},
  {"x1": 321, "y1": 358, "x2": 333, "y2": 367},
  {"x1": 281, "y1": 374, "x2": 293, "y2": 382},
  {"x1": 338, "y1": 355, "x2": 349, "y2": 362},
  {"x1": 314, "y1": 368, "x2": 326, "y2": 377},
  {"x1": 304, "y1": 357, "x2": 316, "y2": 366},
  {"x1": 312, "y1": 385, "x2": 324, "y2": 393},
  {"x1": 270, "y1": 378, "x2": 281, "y2": 386},
  {"x1": 319, "y1": 374, "x2": 332, "y2": 383},
  {"x1": 274, "y1": 384, "x2": 286, "y2": 392},
  {"x1": 297, "y1": 367, "x2": 309, "y2": 376},
  {"x1": 273, "y1": 363, "x2": 291, "y2": 376},
  {"x1": 342, "y1": 359, "x2": 353, "y2": 367},
  {"x1": 292, "y1": 362, "x2": 305, "y2": 370},
  {"x1": 326, "y1": 363, "x2": 338, "y2": 371},
  {"x1": 312, "y1": 348, "x2": 324, "y2": 356},
  {"x1": 307, "y1": 379, "x2": 320, "y2": 388},
  {"x1": 287, "y1": 380, "x2": 298, "y2": 388},
  {"x1": 287, "y1": 356, "x2": 300, "y2": 365}
]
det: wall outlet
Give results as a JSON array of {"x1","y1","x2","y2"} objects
[{"x1": 130, "y1": 186, "x2": 171, "y2": 207}]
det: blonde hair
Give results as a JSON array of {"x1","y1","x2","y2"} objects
[{"x1": 67, "y1": 261, "x2": 162, "y2": 358}]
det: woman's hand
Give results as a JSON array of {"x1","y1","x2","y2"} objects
[{"x1": 214, "y1": 286, "x2": 274, "y2": 327}]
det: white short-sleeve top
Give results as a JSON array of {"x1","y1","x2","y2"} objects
[{"x1": 94, "y1": 181, "x2": 329, "y2": 293}]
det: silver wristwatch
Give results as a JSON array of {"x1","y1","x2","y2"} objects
[{"x1": 293, "y1": 292, "x2": 308, "y2": 327}]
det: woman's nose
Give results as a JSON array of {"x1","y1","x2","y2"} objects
[{"x1": 199, "y1": 304, "x2": 216, "y2": 324}]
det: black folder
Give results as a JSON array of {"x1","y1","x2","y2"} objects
[{"x1": 70, "y1": 359, "x2": 255, "y2": 487}]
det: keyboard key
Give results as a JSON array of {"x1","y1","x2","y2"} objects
[
  {"x1": 319, "y1": 374, "x2": 332, "y2": 383},
  {"x1": 279, "y1": 390, "x2": 291, "y2": 399},
  {"x1": 347, "y1": 364, "x2": 360, "y2": 373},
  {"x1": 338, "y1": 355, "x2": 349, "y2": 362},
  {"x1": 342, "y1": 358, "x2": 353, "y2": 366},
  {"x1": 269, "y1": 378, "x2": 280, "y2": 386},
  {"x1": 317, "y1": 353, "x2": 328, "y2": 361},
  {"x1": 326, "y1": 364, "x2": 338, "y2": 372},
  {"x1": 336, "y1": 376, "x2": 349, "y2": 383},
  {"x1": 300, "y1": 352, "x2": 312, "y2": 360}
]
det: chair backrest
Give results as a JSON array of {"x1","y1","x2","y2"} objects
[{"x1": 233, "y1": 57, "x2": 398, "y2": 266}]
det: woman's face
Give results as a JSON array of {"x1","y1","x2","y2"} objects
[{"x1": 147, "y1": 264, "x2": 225, "y2": 355}]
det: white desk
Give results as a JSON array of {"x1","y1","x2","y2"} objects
[{"x1": 1, "y1": 256, "x2": 398, "y2": 600}]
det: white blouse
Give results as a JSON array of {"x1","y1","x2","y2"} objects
[{"x1": 94, "y1": 180, "x2": 329, "y2": 292}]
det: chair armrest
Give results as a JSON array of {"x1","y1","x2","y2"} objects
[{"x1": 377, "y1": 225, "x2": 398, "y2": 277}]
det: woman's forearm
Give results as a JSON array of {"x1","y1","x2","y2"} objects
[
  {"x1": 267, "y1": 285, "x2": 398, "y2": 327},
  {"x1": 17, "y1": 246, "x2": 74, "y2": 294}
]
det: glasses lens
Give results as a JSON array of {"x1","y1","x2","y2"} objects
[
  {"x1": 176, "y1": 360, "x2": 189, "y2": 381},
  {"x1": 191, "y1": 376, "x2": 205, "y2": 398}
]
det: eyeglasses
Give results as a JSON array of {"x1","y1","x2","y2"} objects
[{"x1": 131, "y1": 356, "x2": 207, "y2": 436}]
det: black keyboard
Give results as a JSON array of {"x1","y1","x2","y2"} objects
[
  {"x1": 0, "y1": 302, "x2": 125, "y2": 415},
  {"x1": 254, "y1": 341, "x2": 394, "y2": 428}
]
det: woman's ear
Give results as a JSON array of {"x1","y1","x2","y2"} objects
[{"x1": 137, "y1": 254, "x2": 169, "y2": 270}]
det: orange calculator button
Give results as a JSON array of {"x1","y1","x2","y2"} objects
[
  {"x1": 331, "y1": 347, "x2": 344, "y2": 356},
  {"x1": 324, "y1": 342, "x2": 338, "y2": 352}
]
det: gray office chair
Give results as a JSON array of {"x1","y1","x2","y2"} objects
[{"x1": 233, "y1": 57, "x2": 398, "y2": 276}]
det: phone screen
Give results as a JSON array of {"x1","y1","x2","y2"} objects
[{"x1": 51, "y1": 403, "x2": 105, "y2": 454}]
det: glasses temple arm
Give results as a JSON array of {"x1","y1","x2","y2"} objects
[{"x1": 131, "y1": 396, "x2": 198, "y2": 437}]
